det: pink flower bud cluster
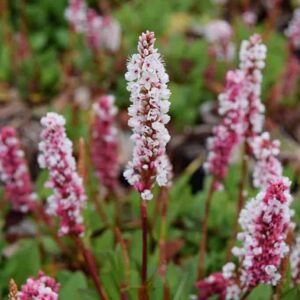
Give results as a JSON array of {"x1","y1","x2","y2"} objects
[
  {"x1": 250, "y1": 132, "x2": 282, "y2": 188},
  {"x1": 18, "y1": 271, "x2": 60, "y2": 300},
  {"x1": 285, "y1": 9, "x2": 300, "y2": 50},
  {"x1": 204, "y1": 20, "x2": 235, "y2": 61},
  {"x1": 85, "y1": 8, "x2": 103, "y2": 50},
  {"x1": 38, "y1": 113, "x2": 86, "y2": 236},
  {"x1": 242, "y1": 11, "x2": 257, "y2": 27},
  {"x1": 204, "y1": 70, "x2": 246, "y2": 187},
  {"x1": 196, "y1": 263, "x2": 240, "y2": 300},
  {"x1": 196, "y1": 272, "x2": 228, "y2": 300},
  {"x1": 282, "y1": 55, "x2": 300, "y2": 98},
  {"x1": 197, "y1": 178, "x2": 293, "y2": 297},
  {"x1": 124, "y1": 31, "x2": 171, "y2": 201},
  {"x1": 91, "y1": 95, "x2": 119, "y2": 190},
  {"x1": 65, "y1": 0, "x2": 121, "y2": 52},
  {"x1": 205, "y1": 35, "x2": 267, "y2": 187},
  {"x1": 239, "y1": 34, "x2": 267, "y2": 139},
  {"x1": 232, "y1": 178, "x2": 293, "y2": 289},
  {"x1": 0, "y1": 127, "x2": 36, "y2": 212},
  {"x1": 290, "y1": 235, "x2": 300, "y2": 285},
  {"x1": 65, "y1": 0, "x2": 87, "y2": 32}
]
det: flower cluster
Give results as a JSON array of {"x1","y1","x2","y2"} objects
[
  {"x1": 38, "y1": 112, "x2": 86, "y2": 236},
  {"x1": 85, "y1": 8, "x2": 103, "y2": 50},
  {"x1": 232, "y1": 178, "x2": 293, "y2": 289},
  {"x1": 0, "y1": 127, "x2": 36, "y2": 212},
  {"x1": 196, "y1": 263, "x2": 240, "y2": 300},
  {"x1": 196, "y1": 272, "x2": 228, "y2": 300},
  {"x1": 282, "y1": 55, "x2": 300, "y2": 97},
  {"x1": 204, "y1": 20, "x2": 235, "y2": 61},
  {"x1": 91, "y1": 95, "x2": 119, "y2": 190},
  {"x1": 100, "y1": 16, "x2": 122, "y2": 52},
  {"x1": 205, "y1": 34, "x2": 267, "y2": 187},
  {"x1": 250, "y1": 132, "x2": 282, "y2": 188},
  {"x1": 204, "y1": 70, "x2": 246, "y2": 188},
  {"x1": 242, "y1": 11, "x2": 257, "y2": 27},
  {"x1": 285, "y1": 8, "x2": 300, "y2": 50},
  {"x1": 239, "y1": 34, "x2": 267, "y2": 139},
  {"x1": 290, "y1": 235, "x2": 300, "y2": 285},
  {"x1": 18, "y1": 271, "x2": 60, "y2": 300},
  {"x1": 65, "y1": 0, "x2": 87, "y2": 32},
  {"x1": 65, "y1": 0, "x2": 121, "y2": 52},
  {"x1": 124, "y1": 31, "x2": 171, "y2": 200}
]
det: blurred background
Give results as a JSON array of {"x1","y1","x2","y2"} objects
[{"x1": 1, "y1": 0, "x2": 300, "y2": 298}]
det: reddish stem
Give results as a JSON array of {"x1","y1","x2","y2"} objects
[
  {"x1": 73, "y1": 236, "x2": 109, "y2": 300},
  {"x1": 225, "y1": 149, "x2": 248, "y2": 263},
  {"x1": 158, "y1": 187, "x2": 170, "y2": 300},
  {"x1": 139, "y1": 199, "x2": 149, "y2": 300},
  {"x1": 197, "y1": 178, "x2": 216, "y2": 279},
  {"x1": 115, "y1": 227, "x2": 130, "y2": 300}
]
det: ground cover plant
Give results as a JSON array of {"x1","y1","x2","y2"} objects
[{"x1": 1, "y1": 0, "x2": 300, "y2": 299}]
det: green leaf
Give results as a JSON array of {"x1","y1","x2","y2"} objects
[
  {"x1": 30, "y1": 33, "x2": 48, "y2": 51},
  {"x1": 58, "y1": 271, "x2": 88, "y2": 300},
  {"x1": 0, "y1": 240, "x2": 41, "y2": 286},
  {"x1": 248, "y1": 284, "x2": 272, "y2": 299}
]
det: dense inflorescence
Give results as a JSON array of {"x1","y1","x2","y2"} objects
[
  {"x1": 250, "y1": 132, "x2": 282, "y2": 188},
  {"x1": 290, "y1": 235, "x2": 300, "y2": 286},
  {"x1": 91, "y1": 95, "x2": 119, "y2": 190},
  {"x1": 197, "y1": 175, "x2": 293, "y2": 299},
  {"x1": 204, "y1": 20, "x2": 235, "y2": 61},
  {"x1": 65, "y1": 0, "x2": 121, "y2": 52},
  {"x1": 204, "y1": 70, "x2": 246, "y2": 188},
  {"x1": 18, "y1": 272, "x2": 60, "y2": 300},
  {"x1": 65, "y1": 0, "x2": 87, "y2": 32},
  {"x1": 99, "y1": 16, "x2": 121, "y2": 52},
  {"x1": 196, "y1": 272, "x2": 228, "y2": 300},
  {"x1": 285, "y1": 8, "x2": 300, "y2": 50},
  {"x1": 205, "y1": 34, "x2": 267, "y2": 187},
  {"x1": 233, "y1": 178, "x2": 293, "y2": 289},
  {"x1": 38, "y1": 112, "x2": 86, "y2": 236},
  {"x1": 0, "y1": 127, "x2": 36, "y2": 212},
  {"x1": 239, "y1": 34, "x2": 267, "y2": 140},
  {"x1": 123, "y1": 31, "x2": 171, "y2": 200},
  {"x1": 196, "y1": 263, "x2": 240, "y2": 300},
  {"x1": 282, "y1": 8, "x2": 300, "y2": 98},
  {"x1": 85, "y1": 8, "x2": 103, "y2": 50}
]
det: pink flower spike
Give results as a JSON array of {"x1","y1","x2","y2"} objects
[
  {"x1": 196, "y1": 263, "x2": 240, "y2": 300},
  {"x1": 249, "y1": 132, "x2": 282, "y2": 188},
  {"x1": 233, "y1": 177, "x2": 293, "y2": 289},
  {"x1": 239, "y1": 34, "x2": 267, "y2": 139},
  {"x1": 18, "y1": 271, "x2": 60, "y2": 300},
  {"x1": 0, "y1": 127, "x2": 36, "y2": 212},
  {"x1": 100, "y1": 16, "x2": 121, "y2": 52},
  {"x1": 124, "y1": 31, "x2": 172, "y2": 200},
  {"x1": 91, "y1": 95, "x2": 119, "y2": 191},
  {"x1": 290, "y1": 235, "x2": 300, "y2": 286},
  {"x1": 38, "y1": 112, "x2": 86, "y2": 237},
  {"x1": 65, "y1": 0, "x2": 87, "y2": 33},
  {"x1": 85, "y1": 8, "x2": 103, "y2": 50},
  {"x1": 285, "y1": 8, "x2": 300, "y2": 50},
  {"x1": 242, "y1": 11, "x2": 257, "y2": 26},
  {"x1": 196, "y1": 272, "x2": 228, "y2": 300},
  {"x1": 204, "y1": 20, "x2": 235, "y2": 61},
  {"x1": 204, "y1": 69, "x2": 246, "y2": 186}
]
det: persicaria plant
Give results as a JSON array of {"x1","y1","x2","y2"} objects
[{"x1": 2, "y1": 5, "x2": 300, "y2": 299}]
